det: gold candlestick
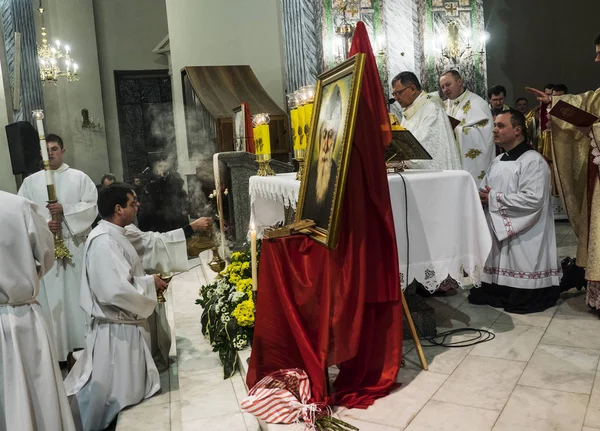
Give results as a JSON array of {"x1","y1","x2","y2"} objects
[
  {"x1": 33, "y1": 109, "x2": 71, "y2": 261},
  {"x1": 294, "y1": 148, "x2": 306, "y2": 181},
  {"x1": 256, "y1": 154, "x2": 275, "y2": 176}
]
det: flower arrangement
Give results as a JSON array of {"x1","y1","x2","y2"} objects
[{"x1": 196, "y1": 242, "x2": 260, "y2": 378}]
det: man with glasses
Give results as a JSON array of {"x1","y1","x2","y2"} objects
[
  {"x1": 392, "y1": 71, "x2": 461, "y2": 170},
  {"x1": 18, "y1": 133, "x2": 97, "y2": 367}
]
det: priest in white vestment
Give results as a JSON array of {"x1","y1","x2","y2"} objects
[
  {"x1": 391, "y1": 71, "x2": 461, "y2": 170},
  {"x1": 64, "y1": 183, "x2": 169, "y2": 430},
  {"x1": 440, "y1": 70, "x2": 495, "y2": 182},
  {"x1": 0, "y1": 191, "x2": 76, "y2": 431},
  {"x1": 469, "y1": 110, "x2": 561, "y2": 313},
  {"x1": 18, "y1": 134, "x2": 98, "y2": 362}
]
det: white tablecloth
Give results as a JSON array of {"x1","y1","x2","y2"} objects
[{"x1": 249, "y1": 170, "x2": 492, "y2": 291}]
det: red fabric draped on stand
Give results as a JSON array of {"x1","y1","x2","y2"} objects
[
  {"x1": 242, "y1": 102, "x2": 255, "y2": 153},
  {"x1": 246, "y1": 22, "x2": 403, "y2": 409}
]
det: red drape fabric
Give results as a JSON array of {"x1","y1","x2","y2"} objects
[
  {"x1": 243, "y1": 102, "x2": 256, "y2": 153},
  {"x1": 246, "y1": 22, "x2": 402, "y2": 409}
]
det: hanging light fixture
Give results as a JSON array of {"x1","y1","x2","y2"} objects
[{"x1": 37, "y1": 0, "x2": 79, "y2": 84}]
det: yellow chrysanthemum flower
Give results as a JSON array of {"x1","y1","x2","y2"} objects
[
  {"x1": 232, "y1": 299, "x2": 255, "y2": 327},
  {"x1": 231, "y1": 252, "x2": 243, "y2": 262}
]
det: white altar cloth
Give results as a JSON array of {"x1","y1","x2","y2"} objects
[{"x1": 249, "y1": 170, "x2": 492, "y2": 291}]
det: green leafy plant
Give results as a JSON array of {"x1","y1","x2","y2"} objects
[{"x1": 196, "y1": 242, "x2": 260, "y2": 378}]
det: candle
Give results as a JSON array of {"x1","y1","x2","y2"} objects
[
  {"x1": 253, "y1": 125, "x2": 262, "y2": 155},
  {"x1": 45, "y1": 169, "x2": 55, "y2": 185},
  {"x1": 212, "y1": 153, "x2": 227, "y2": 259},
  {"x1": 291, "y1": 108, "x2": 299, "y2": 151},
  {"x1": 303, "y1": 102, "x2": 314, "y2": 138},
  {"x1": 35, "y1": 118, "x2": 48, "y2": 160},
  {"x1": 259, "y1": 124, "x2": 271, "y2": 155},
  {"x1": 250, "y1": 223, "x2": 258, "y2": 292},
  {"x1": 297, "y1": 104, "x2": 306, "y2": 149}
]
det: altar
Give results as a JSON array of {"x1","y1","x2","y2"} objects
[{"x1": 249, "y1": 169, "x2": 492, "y2": 292}]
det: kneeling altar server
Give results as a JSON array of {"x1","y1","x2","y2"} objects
[{"x1": 469, "y1": 110, "x2": 561, "y2": 313}]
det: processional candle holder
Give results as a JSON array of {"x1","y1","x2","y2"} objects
[
  {"x1": 252, "y1": 113, "x2": 275, "y2": 176},
  {"x1": 32, "y1": 109, "x2": 72, "y2": 261}
]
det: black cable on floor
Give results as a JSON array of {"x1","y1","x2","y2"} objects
[{"x1": 419, "y1": 327, "x2": 495, "y2": 348}]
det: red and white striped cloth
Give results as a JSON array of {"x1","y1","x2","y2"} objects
[{"x1": 241, "y1": 369, "x2": 322, "y2": 425}]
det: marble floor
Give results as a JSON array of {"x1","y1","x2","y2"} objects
[{"x1": 117, "y1": 221, "x2": 600, "y2": 431}]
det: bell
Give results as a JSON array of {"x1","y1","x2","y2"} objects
[{"x1": 209, "y1": 247, "x2": 226, "y2": 272}]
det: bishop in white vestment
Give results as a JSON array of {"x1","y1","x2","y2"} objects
[
  {"x1": 18, "y1": 136, "x2": 97, "y2": 361},
  {"x1": 0, "y1": 191, "x2": 76, "y2": 431},
  {"x1": 440, "y1": 70, "x2": 495, "y2": 182},
  {"x1": 64, "y1": 184, "x2": 168, "y2": 430},
  {"x1": 469, "y1": 110, "x2": 561, "y2": 313}
]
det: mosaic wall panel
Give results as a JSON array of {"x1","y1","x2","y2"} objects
[
  {"x1": 322, "y1": 0, "x2": 388, "y2": 90},
  {"x1": 419, "y1": 0, "x2": 487, "y2": 97},
  {"x1": 280, "y1": 0, "x2": 487, "y2": 101},
  {"x1": 1, "y1": 0, "x2": 44, "y2": 123},
  {"x1": 280, "y1": 0, "x2": 324, "y2": 96}
]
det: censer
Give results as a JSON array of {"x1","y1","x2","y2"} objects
[{"x1": 186, "y1": 228, "x2": 225, "y2": 273}]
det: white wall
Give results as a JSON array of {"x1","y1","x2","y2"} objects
[
  {"x1": 34, "y1": 0, "x2": 109, "y2": 185},
  {"x1": 165, "y1": 0, "x2": 286, "y2": 175},
  {"x1": 93, "y1": 0, "x2": 169, "y2": 182}
]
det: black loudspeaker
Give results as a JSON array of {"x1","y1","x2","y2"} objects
[{"x1": 5, "y1": 121, "x2": 41, "y2": 175}]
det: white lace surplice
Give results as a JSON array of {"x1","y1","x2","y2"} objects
[{"x1": 481, "y1": 151, "x2": 561, "y2": 289}]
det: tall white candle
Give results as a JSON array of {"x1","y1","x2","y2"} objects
[
  {"x1": 45, "y1": 169, "x2": 55, "y2": 185},
  {"x1": 33, "y1": 111, "x2": 54, "y2": 185},
  {"x1": 250, "y1": 223, "x2": 258, "y2": 292},
  {"x1": 212, "y1": 153, "x2": 227, "y2": 258},
  {"x1": 35, "y1": 119, "x2": 48, "y2": 161}
]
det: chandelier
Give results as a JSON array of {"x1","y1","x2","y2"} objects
[{"x1": 37, "y1": 0, "x2": 78, "y2": 84}]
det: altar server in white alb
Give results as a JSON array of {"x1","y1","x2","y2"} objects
[
  {"x1": 392, "y1": 71, "x2": 461, "y2": 170},
  {"x1": 469, "y1": 110, "x2": 561, "y2": 313},
  {"x1": 18, "y1": 134, "x2": 98, "y2": 362},
  {"x1": 65, "y1": 183, "x2": 170, "y2": 430},
  {"x1": 124, "y1": 198, "x2": 212, "y2": 371},
  {"x1": 0, "y1": 191, "x2": 76, "y2": 431},
  {"x1": 440, "y1": 70, "x2": 495, "y2": 182}
]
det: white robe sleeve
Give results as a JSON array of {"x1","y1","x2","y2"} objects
[
  {"x1": 28, "y1": 201, "x2": 55, "y2": 277},
  {"x1": 62, "y1": 175, "x2": 98, "y2": 236},
  {"x1": 487, "y1": 157, "x2": 549, "y2": 242},
  {"x1": 87, "y1": 237, "x2": 157, "y2": 319},
  {"x1": 124, "y1": 224, "x2": 189, "y2": 273},
  {"x1": 406, "y1": 103, "x2": 461, "y2": 170},
  {"x1": 17, "y1": 177, "x2": 33, "y2": 200}
]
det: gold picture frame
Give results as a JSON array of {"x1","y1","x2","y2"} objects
[{"x1": 296, "y1": 53, "x2": 366, "y2": 249}]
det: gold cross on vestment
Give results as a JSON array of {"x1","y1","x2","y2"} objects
[
  {"x1": 348, "y1": 6, "x2": 359, "y2": 17},
  {"x1": 444, "y1": 2, "x2": 458, "y2": 16}
]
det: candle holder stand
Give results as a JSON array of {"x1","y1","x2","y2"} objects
[{"x1": 256, "y1": 154, "x2": 275, "y2": 176}]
